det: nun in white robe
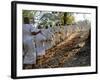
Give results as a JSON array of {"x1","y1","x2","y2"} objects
[
  {"x1": 32, "y1": 27, "x2": 46, "y2": 56},
  {"x1": 23, "y1": 24, "x2": 36, "y2": 65}
]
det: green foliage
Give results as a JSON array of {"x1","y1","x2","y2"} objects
[
  {"x1": 23, "y1": 10, "x2": 36, "y2": 19},
  {"x1": 22, "y1": 10, "x2": 75, "y2": 26},
  {"x1": 66, "y1": 15, "x2": 75, "y2": 25},
  {"x1": 39, "y1": 12, "x2": 60, "y2": 28}
]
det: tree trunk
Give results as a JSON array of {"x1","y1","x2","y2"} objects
[{"x1": 64, "y1": 13, "x2": 66, "y2": 25}]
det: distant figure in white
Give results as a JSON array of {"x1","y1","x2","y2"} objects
[
  {"x1": 41, "y1": 25, "x2": 55, "y2": 50},
  {"x1": 23, "y1": 17, "x2": 41, "y2": 69}
]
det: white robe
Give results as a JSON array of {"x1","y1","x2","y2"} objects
[
  {"x1": 32, "y1": 28, "x2": 46, "y2": 56},
  {"x1": 41, "y1": 28, "x2": 54, "y2": 50},
  {"x1": 23, "y1": 24, "x2": 36, "y2": 64}
]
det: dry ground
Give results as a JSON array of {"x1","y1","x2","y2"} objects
[
  {"x1": 33, "y1": 31, "x2": 91, "y2": 69},
  {"x1": 23, "y1": 31, "x2": 90, "y2": 69}
]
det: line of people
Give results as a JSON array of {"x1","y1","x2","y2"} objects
[
  {"x1": 23, "y1": 17, "x2": 78, "y2": 69},
  {"x1": 23, "y1": 17, "x2": 55, "y2": 69},
  {"x1": 22, "y1": 17, "x2": 74, "y2": 69}
]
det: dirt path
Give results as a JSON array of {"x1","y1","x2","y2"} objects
[{"x1": 34, "y1": 31, "x2": 90, "y2": 68}]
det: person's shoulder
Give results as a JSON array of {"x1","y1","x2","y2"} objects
[{"x1": 23, "y1": 24, "x2": 31, "y2": 26}]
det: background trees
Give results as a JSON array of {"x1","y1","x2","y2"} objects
[
  {"x1": 23, "y1": 10, "x2": 75, "y2": 27},
  {"x1": 61, "y1": 12, "x2": 75, "y2": 25}
]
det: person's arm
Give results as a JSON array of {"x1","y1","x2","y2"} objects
[{"x1": 31, "y1": 30, "x2": 41, "y2": 35}]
